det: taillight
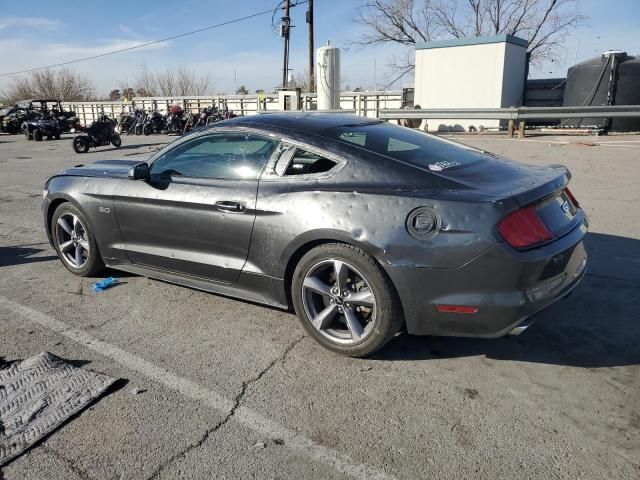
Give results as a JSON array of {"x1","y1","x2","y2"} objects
[
  {"x1": 564, "y1": 187, "x2": 579, "y2": 207},
  {"x1": 499, "y1": 206, "x2": 552, "y2": 248}
]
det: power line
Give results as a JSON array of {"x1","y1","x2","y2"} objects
[{"x1": 0, "y1": 5, "x2": 296, "y2": 77}]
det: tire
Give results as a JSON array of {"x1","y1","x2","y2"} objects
[
  {"x1": 111, "y1": 133, "x2": 122, "y2": 148},
  {"x1": 72, "y1": 135, "x2": 89, "y2": 153},
  {"x1": 143, "y1": 123, "x2": 152, "y2": 136},
  {"x1": 51, "y1": 202, "x2": 105, "y2": 277},
  {"x1": 55, "y1": 132, "x2": 61, "y2": 140},
  {"x1": 33, "y1": 129, "x2": 43, "y2": 141},
  {"x1": 291, "y1": 243, "x2": 403, "y2": 357},
  {"x1": 47, "y1": 135, "x2": 53, "y2": 140}
]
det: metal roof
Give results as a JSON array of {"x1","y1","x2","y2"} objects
[{"x1": 416, "y1": 34, "x2": 528, "y2": 51}]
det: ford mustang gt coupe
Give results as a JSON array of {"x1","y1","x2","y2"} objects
[{"x1": 43, "y1": 113, "x2": 588, "y2": 356}]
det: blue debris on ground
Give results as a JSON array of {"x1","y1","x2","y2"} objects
[{"x1": 92, "y1": 277, "x2": 119, "y2": 293}]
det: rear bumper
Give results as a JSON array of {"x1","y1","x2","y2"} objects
[{"x1": 386, "y1": 220, "x2": 588, "y2": 337}]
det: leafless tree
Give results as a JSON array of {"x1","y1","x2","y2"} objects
[
  {"x1": 353, "y1": 0, "x2": 585, "y2": 77},
  {"x1": 286, "y1": 71, "x2": 310, "y2": 90},
  {"x1": 127, "y1": 64, "x2": 212, "y2": 97},
  {"x1": 1, "y1": 68, "x2": 95, "y2": 103}
]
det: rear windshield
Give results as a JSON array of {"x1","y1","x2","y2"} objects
[{"x1": 323, "y1": 122, "x2": 489, "y2": 172}]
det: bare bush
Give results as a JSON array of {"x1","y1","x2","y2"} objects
[
  {"x1": 1, "y1": 68, "x2": 95, "y2": 103},
  {"x1": 123, "y1": 64, "x2": 212, "y2": 97},
  {"x1": 286, "y1": 71, "x2": 311, "y2": 90}
]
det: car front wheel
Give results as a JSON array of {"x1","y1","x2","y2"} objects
[
  {"x1": 292, "y1": 243, "x2": 403, "y2": 357},
  {"x1": 51, "y1": 203, "x2": 105, "y2": 276}
]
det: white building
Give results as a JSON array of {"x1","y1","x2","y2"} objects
[{"x1": 413, "y1": 34, "x2": 528, "y2": 131}]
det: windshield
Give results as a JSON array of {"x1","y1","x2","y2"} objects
[{"x1": 323, "y1": 122, "x2": 489, "y2": 172}]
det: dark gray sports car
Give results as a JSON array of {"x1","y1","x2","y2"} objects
[{"x1": 43, "y1": 113, "x2": 588, "y2": 356}]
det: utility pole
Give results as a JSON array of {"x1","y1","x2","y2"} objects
[
  {"x1": 307, "y1": 0, "x2": 315, "y2": 92},
  {"x1": 282, "y1": 0, "x2": 291, "y2": 88}
]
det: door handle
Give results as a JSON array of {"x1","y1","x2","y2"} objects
[{"x1": 215, "y1": 200, "x2": 246, "y2": 213}]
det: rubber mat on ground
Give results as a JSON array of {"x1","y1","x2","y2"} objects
[{"x1": 0, "y1": 352, "x2": 116, "y2": 466}]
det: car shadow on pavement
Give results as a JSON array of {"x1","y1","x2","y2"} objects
[
  {"x1": 375, "y1": 232, "x2": 640, "y2": 368},
  {"x1": 0, "y1": 244, "x2": 58, "y2": 268}
]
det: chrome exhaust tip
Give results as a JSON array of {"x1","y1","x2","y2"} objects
[{"x1": 509, "y1": 318, "x2": 535, "y2": 336}]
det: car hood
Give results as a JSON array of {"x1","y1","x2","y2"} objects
[{"x1": 61, "y1": 159, "x2": 143, "y2": 178}]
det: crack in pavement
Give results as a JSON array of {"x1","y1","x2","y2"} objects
[
  {"x1": 2, "y1": 297, "x2": 393, "y2": 480},
  {"x1": 145, "y1": 334, "x2": 306, "y2": 480},
  {"x1": 40, "y1": 445, "x2": 93, "y2": 480}
]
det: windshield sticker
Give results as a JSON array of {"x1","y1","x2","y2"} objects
[{"x1": 428, "y1": 161, "x2": 461, "y2": 172}]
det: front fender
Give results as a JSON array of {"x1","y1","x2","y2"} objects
[{"x1": 44, "y1": 175, "x2": 127, "y2": 262}]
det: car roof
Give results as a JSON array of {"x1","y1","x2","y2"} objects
[{"x1": 217, "y1": 112, "x2": 382, "y2": 136}]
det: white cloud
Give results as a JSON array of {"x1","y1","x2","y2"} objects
[
  {"x1": 42, "y1": 39, "x2": 170, "y2": 58},
  {"x1": 0, "y1": 17, "x2": 62, "y2": 30}
]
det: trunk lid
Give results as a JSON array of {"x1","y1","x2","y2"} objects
[{"x1": 431, "y1": 157, "x2": 583, "y2": 242}]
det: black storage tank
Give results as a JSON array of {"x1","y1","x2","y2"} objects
[{"x1": 562, "y1": 51, "x2": 640, "y2": 131}]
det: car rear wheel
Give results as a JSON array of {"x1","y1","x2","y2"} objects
[
  {"x1": 33, "y1": 129, "x2": 43, "y2": 141},
  {"x1": 51, "y1": 203, "x2": 105, "y2": 277},
  {"x1": 292, "y1": 243, "x2": 403, "y2": 357}
]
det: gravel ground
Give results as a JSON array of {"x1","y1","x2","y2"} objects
[{"x1": 0, "y1": 131, "x2": 638, "y2": 480}]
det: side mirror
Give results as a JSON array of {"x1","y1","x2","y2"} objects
[{"x1": 128, "y1": 162, "x2": 150, "y2": 180}]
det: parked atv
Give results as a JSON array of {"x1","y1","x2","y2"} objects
[
  {"x1": 22, "y1": 112, "x2": 61, "y2": 141},
  {"x1": 2, "y1": 108, "x2": 28, "y2": 135},
  {"x1": 0, "y1": 105, "x2": 23, "y2": 134},
  {"x1": 72, "y1": 116, "x2": 121, "y2": 153}
]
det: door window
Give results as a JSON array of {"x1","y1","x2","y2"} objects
[{"x1": 150, "y1": 134, "x2": 278, "y2": 180}]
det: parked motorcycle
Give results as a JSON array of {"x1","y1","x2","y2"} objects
[
  {"x1": 143, "y1": 110, "x2": 165, "y2": 135},
  {"x1": 72, "y1": 115, "x2": 121, "y2": 153},
  {"x1": 166, "y1": 105, "x2": 186, "y2": 134},
  {"x1": 118, "y1": 111, "x2": 137, "y2": 135}
]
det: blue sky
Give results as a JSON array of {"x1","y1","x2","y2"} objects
[{"x1": 0, "y1": 0, "x2": 638, "y2": 96}]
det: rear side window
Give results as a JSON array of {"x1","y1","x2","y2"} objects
[
  {"x1": 329, "y1": 122, "x2": 488, "y2": 171},
  {"x1": 283, "y1": 149, "x2": 337, "y2": 176}
]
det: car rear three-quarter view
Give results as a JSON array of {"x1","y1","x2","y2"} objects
[{"x1": 42, "y1": 113, "x2": 588, "y2": 357}]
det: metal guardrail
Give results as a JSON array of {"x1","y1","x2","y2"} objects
[{"x1": 379, "y1": 105, "x2": 640, "y2": 121}]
